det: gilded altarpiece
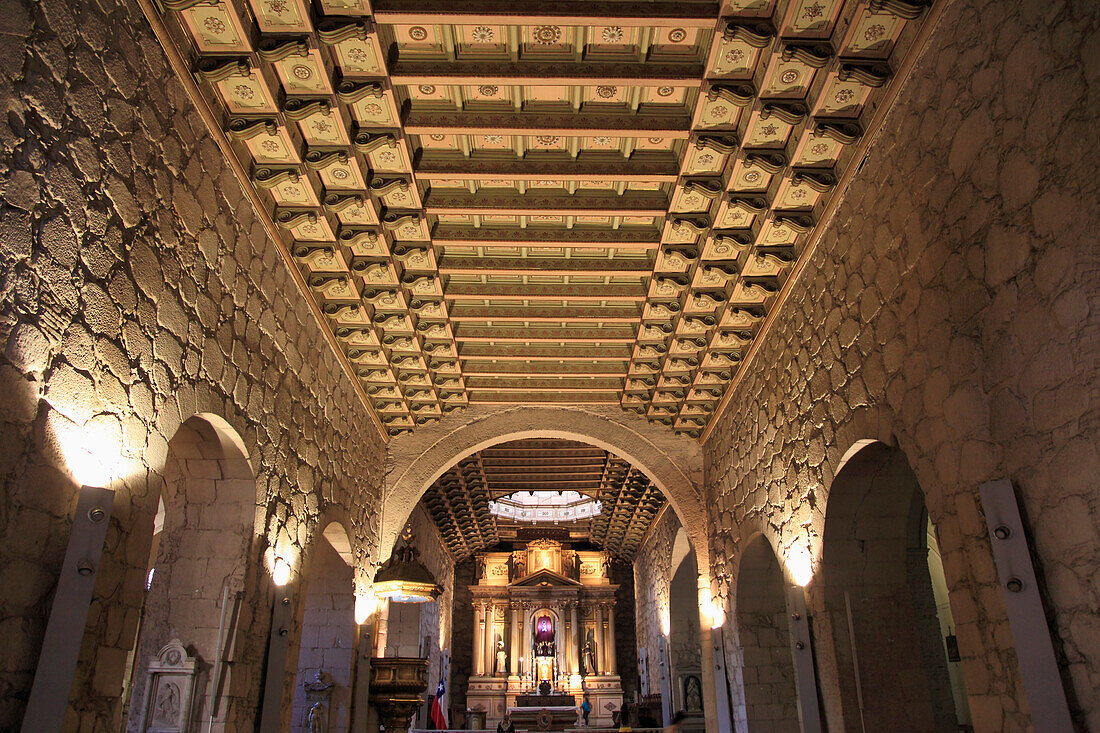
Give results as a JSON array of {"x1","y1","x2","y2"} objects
[{"x1": 466, "y1": 540, "x2": 623, "y2": 728}]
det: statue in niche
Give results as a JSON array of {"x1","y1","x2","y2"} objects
[
  {"x1": 685, "y1": 675, "x2": 702, "y2": 712},
  {"x1": 495, "y1": 637, "x2": 507, "y2": 675},
  {"x1": 514, "y1": 553, "x2": 526, "y2": 579},
  {"x1": 562, "y1": 552, "x2": 574, "y2": 579},
  {"x1": 581, "y1": 631, "x2": 597, "y2": 677},
  {"x1": 476, "y1": 554, "x2": 486, "y2": 579},
  {"x1": 307, "y1": 701, "x2": 326, "y2": 733}
]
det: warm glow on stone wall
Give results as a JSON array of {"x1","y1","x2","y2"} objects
[
  {"x1": 701, "y1": 591, "x2": 726, "y2": 630},
  {"x1": 49, "y1": 412, "x2": 125, "y2": 487},
  {"x1": 355, "y1": 591, "x2": 377, "y2": 625},
  {"x1": 268, "y1": 531, "x2": 298, "y2": 586},
  {"x1": 784, "y1": 539, "x2": 814, "y2": 587}
]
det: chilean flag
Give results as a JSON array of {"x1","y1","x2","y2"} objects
[{"x1": 429, "y1": 677, "x2": 447, "y2": 730}]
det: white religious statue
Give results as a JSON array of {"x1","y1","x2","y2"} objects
[
  {"x1": 307, "y1": 701, "x2": 325, "y2": 733},
  {"x1": 495, "y1": 637, "x2": 507, "y2": 676}
]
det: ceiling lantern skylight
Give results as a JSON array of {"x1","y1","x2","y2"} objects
[{"x1": 489, "y1": 490, "x2": 602, "y2": 524}]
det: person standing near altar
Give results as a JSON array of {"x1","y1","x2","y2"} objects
[{"x1": 496, "y1": 712, "x2": 517, "y2": 733}]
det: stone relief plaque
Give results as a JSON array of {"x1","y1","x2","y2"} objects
[{"x1": 139, "y1": 639, "x2": 198, "y2": 733}]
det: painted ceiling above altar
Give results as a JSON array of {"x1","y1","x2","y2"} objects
[
  {"x1": 420, "y1": 439, "x2": 666, "y2": 560},
  {"x1": 153, "y1": 0, "x2": 931, "y2": 438}
]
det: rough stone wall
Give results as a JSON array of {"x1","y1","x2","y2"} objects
[
  {"x1": 702, "y1": 0, "x2": 1100, "y2": 730},
  {"x1": 634, "y1": 508, "x2": 679, "y2": 698},
  {"x1": 0, "y1": 0, "x2": 387, "y2": 728}
]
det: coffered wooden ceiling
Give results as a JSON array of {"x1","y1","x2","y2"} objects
[
  {"x1": 154, "y1": 0, "x2": 931, "y2": 437},
  {"x1": 420, "y1": 439, "x2": 666, "y2": 560}
]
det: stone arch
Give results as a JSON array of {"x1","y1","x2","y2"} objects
[
  {"x1": 668, "y1": 535, "x2": 702, "y2": 717},
  {"x1": 734, "y1": 533, "x2": 798, "y2": 730},
  {"x1": 816, "y1": 440, "x2": 959, "y2": 732},
  {"x1": 386, "y1": 406, "x2": 719, "y2": 729},
  {"x1": 126, "y1": 413, "x2": 267, "y2": 732},
  {"x1": 290, "y1": 520, "x2": 356, "y2": 732},
  {"x1": 383, "y1": 406, "x2": 708, "y2": 569}
]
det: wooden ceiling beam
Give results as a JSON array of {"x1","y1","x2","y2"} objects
[
  {"x1": 459, "y1": 353, "x2": 629, "y2": 362},
  {"x1": 418, "y1": 158, "x2": 681, "y2": 180},
  {"x1": 389, "y1": 62, "x2": 706, "y2": 87},
  {"x1": 448, "y1": 304, "x2": 642, "y2": 321},
  {"x1": 459, "y1": 343, "x2": 631, "y2": 358},
  {"x1": 405, "y1": 112, "x2": 691, "y2": 137},
  {"x1": 425, "y1": 194, "x2": 668, "y2": 217},
  {"x1": 468, "y1": 394, "x2": 622, "y2": 404},
  {"x1": 455, "y1": 325, "x2": 635, "y2": 340},
  {"x1": 444, "y1": 284, "x2": 646, "y2": 300},
  {"x1": 437, "y1": 257, "x2": 652, "y2": 277},
  {"x1": 463, "y1": 368, "x2": 630, "y2": 377},
  {"x1": 467, "y1": 384, "x2": 622, "y2": 392},
  {"x1": 434, "y1": 237, "x2": 660, "y2": 251},
  {"x1": 418, "y1": 169, "x2": 679, "y2": 183},
  {"x1": 450, "y1": 314, "x2": 641, "y2": 324},
  {"x1": 457, "y1": 336, "x2": 636, "y2": 344},
  {"x1": 372, "y1": 1, "x2": 719, "y2": 26}
]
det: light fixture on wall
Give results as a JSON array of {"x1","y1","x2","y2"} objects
[
  {"x1": 355, "y1": 592, "x2": 378, "y2": 625},
  {"x1": 785, "y1": 539, "x2": 814, "y2": 587},
  {"x1": 272, "y1": 557, "x2": 292, "y2": 586},
  {"x1": 373, "y1": 527, "x2": 441, "y2": 603}
]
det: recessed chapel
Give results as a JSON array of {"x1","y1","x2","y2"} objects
[{"x1": 1, "y1": 0, "x2": 1097, "y2": 731}]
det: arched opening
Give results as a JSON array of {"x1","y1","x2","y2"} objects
[
  {"x1": 290, "y1": 522, "x2": 356, "y2": 732},
  {"x1": 394, "y1": 429, "x2": 713, "y2": 730},
  {"x1": 382, "y1": 407, "x2": 708, "y2": 571},
  {"x1": 125, "y1": 414, "x2": 263, "y2": 732},
  {"x1": 735, "y1": 535, "x2": 798, "y2": 730},
  {"x1": 668, "y1": 529, "x2": 704, "y2": 721},
  {"x1": 820, "y1": 441, "x2": 970, "y2": 731}
]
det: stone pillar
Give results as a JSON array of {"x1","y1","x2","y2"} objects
[
  {"x1": 522, "y1": 604, "x2": 533, "y2": 680},
  {"x1": 510, "y1": 605, "x2": 519, "y2": 676},
  {"x1": 569, "y1": 603, "x2": 580, "y2": 676},
  {"x1": 598, "y1": 603, "x2": 607, "y2": 669},
  {"x1": 484, "y1": 602, "x2": 496, "y2": 676},
  {"x1": 562, "y1": 603, "x2": 572, "y2": 676},
  {"x1": 606, "y1": 605, "x2": 617, "y2": 675},
  {"x1": 473, "y1": 603, "x2": 484, "y2": 676},
  {"x1": 374, "y1": 598, "x2": 390, "y2": 657}
]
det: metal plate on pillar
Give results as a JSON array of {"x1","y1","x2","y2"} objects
[
  {"x1": 979, "y1": 479, "x2": 1073, "y2": 731},
  {"x1": 786, "y1": 586, "x2": 823, "y2": 733}
]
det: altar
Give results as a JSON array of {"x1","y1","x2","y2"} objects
[{"x1": 465, "y1": 539, "x2": 623, "y2": 728}]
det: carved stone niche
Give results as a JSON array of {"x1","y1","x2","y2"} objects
[{"x1": 139, "y1": 639, "x2": 199, "y2": 733}]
